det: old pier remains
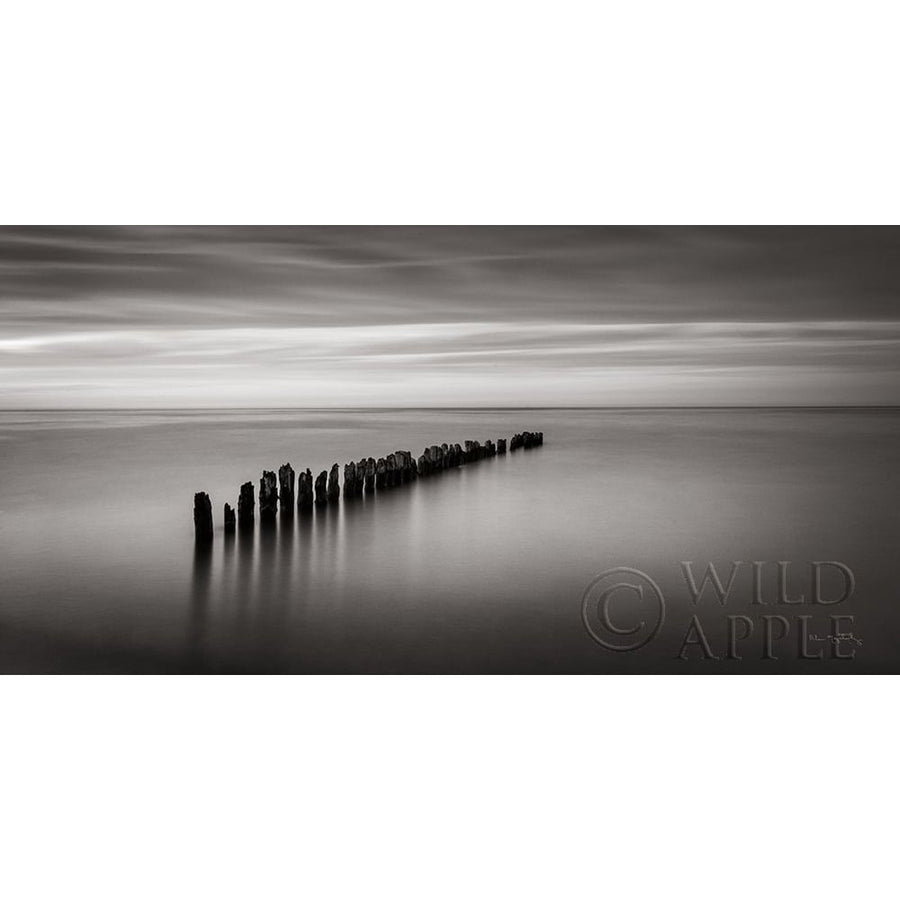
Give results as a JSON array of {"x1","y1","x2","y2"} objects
[{"x1": 193, "y1": 429, "x2": 544, "y2": 539}]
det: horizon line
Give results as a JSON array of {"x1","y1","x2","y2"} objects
[{"x1": 2, "y1": 405, "x2": 899, "y2": 412}]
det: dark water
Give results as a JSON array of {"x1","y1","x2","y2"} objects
[{"x1": 0, "y1": 408, "x2": 897, "y2": 673}]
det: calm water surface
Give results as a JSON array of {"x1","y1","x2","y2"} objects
[{"x1": 1, "y1": 408, "x2": 897, "y2": 672}]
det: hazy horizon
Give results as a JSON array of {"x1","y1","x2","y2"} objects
[
  {"x1": 2, "y1": 226, "x2": 898, "y2": 409},
  {"x1": 3, "y1": 404, "x2": 900, "y2": 411}
]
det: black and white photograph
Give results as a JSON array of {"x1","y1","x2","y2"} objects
[
  {"x1": 3, "y1": 3, "x2": 898, "y2": 899},
  {"x1": 1, "y1": 226, "x2": 897, "y2": 673}
]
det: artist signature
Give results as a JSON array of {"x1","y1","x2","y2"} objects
[{"x1": 808, "y1": 632, "x2": 863, "y2": 647}]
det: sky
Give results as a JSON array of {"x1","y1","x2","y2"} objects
[{"x1": 0, "y1": 226, "x2": 898, "y2": 408}]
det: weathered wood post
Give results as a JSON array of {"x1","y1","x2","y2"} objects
[
  {"x1": 375, "y1": 457, "x2": 386, "y2": 489},
  {"x1": 314, "y1": 470, "x2": 328, "y2": 507},
  {"x1": 387, "y1": 453, "x2": 399, "y2": 487},
  {"x1": 224, "y1": 502, "x2": 236, "y2": 534},
  {"x1": 328, "y1": 463, "x2": 341, "y2": 503},
  {"x1": 279, "y1": 463, "x2": 295, "y2": 515},
  {"x1": 193, "y1": 492, "x2": 213, "y2": 542},
  {"x1": 238, "y1": 481, "x2": 255, "y2": 530},
  {"x1": 364, "y1": 457, "x2": 376, "y2": 493},
  {"x1": 344, "y1": 461, "x2": 356, "y2": 499},
  {"x1": 358, "y1": 460, "x2": 366, "y2": 493},
  {"x1": 397, "y1": 450, "x2": 412, "y2": 482},
  {"x1": 297, "y1": 468, "x2": 313, "y2": 512},
  {"x1": 260, "y1": 470, "x2": 278, "y2": 521},
  {"x1": 497, "y1": 438, "x2": 506, "y2": 454}
]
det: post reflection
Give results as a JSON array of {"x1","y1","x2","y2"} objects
[
  {"x1": 188, "y1": 540, "x2": 213, "y2": 670},
  {"x1": 184, "y1": 471, "x2": 481, "y2": 669}
]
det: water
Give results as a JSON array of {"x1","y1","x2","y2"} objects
[{"x1": 0, "y1": 408, "x2": 897, "y2": 673}]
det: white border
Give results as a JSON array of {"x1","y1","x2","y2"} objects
[
  {"x1": 2, "y1": 1, "x2": 898, "y2": 224},
  {"x1": 2, "y1": 3, "x2": 897, "y2": 897},
  {"x1": 3, "y1": 676, "x2": 895, "y2": 899}
]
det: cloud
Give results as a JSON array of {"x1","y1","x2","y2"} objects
[
  {"x1": 1, "y1": 319, "x2": 897, "y2": 407},
  {"x1": 0, "y1": 228, "x2": 898, "y2": 406}
]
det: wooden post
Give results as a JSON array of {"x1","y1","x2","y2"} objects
[
  {"x1": 224, "y1": 502, "x2": 236, "y2": 534},
  {"x1": 297, "y1": 468, "x2": 313, "y2": 512},
  {"x1": 238, "y1": 481, "x2": 255, "y2": 530},
  {"x1": 193, "y1": 492, "x2": 213, "y2": 542},
  {"x1": 386, "y1": 453, "x2": 398, "y2": 487},
  {"x1": 260, "y1": 470, "x2": 278, "y2": 521},
  {"x1": 328, "y1": 463, "x2": 341, "y2": 502},
  {"x1": 344, "y1": 461, "x2": 357, "y2": 499},
  {"x1": 314, "y1": 470, "x2": 328, "y2": 506},
  {"x1": 279, "y1": 463, "x2": 295, "y2": 514}
]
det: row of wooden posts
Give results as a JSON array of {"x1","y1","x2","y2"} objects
[{"x1": 193, "y1": 430, "x2": 544, "y2": 541}]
